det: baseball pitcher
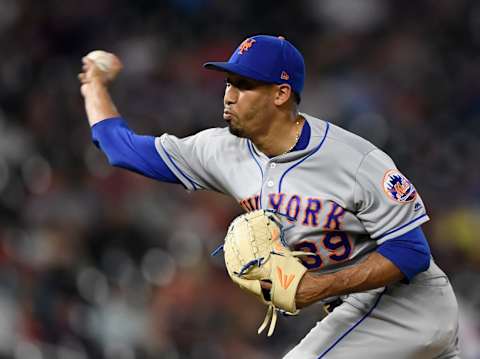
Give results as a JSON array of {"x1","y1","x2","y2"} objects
[{"x1": 79, "y1": 35, "x2": 460, "y2": 358}]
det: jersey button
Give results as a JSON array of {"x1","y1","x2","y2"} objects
[
  {"x1": 267, "y1": 180, "x2": 274, "y2": 187},
  {"x1": 270, "y1": 163, "x2": 276, "y2": 168}
]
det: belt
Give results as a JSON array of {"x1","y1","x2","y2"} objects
[{"x1": 323, "y1": 297, "x2": 344, "y2": 314}]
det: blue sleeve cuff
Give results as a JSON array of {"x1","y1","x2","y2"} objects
[
  {"x1": 91, "y1": 117, "x2": 180, "y2": 183},
  {"x1": 91, "y1": 117, "x2": 124, "y2": 148},
  {"x1": 377, "y1": 227, "x2": 431, "y2": 281}
]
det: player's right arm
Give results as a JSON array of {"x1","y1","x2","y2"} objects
[
  {"x1": 79, "y1": 55, "x2": 122, "y2": 127},
  {"x1": 78, "y1": 52, "x2": 228, "y2": 191},
  {"x1": 78, "y1": 53, "x2": 179, "y2": 183}
]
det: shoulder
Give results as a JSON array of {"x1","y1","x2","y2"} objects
[
  {"x1": 195, "y1": 126, "x2": 231, "y2": 137},
  {"x1": 160, "y1": 126, "x2": 250, "y2": 161},
  {"x1": 162, "y1": 126, "x2": 241, "y2": 145},
  {"x1": 181, "y1": 126, "x2": 231, "y2": 140},
  {"x1": 326, "y1": 122, "x2": 378, "y2": 156},
  {"x1": 192, "y1": 127, "x2": 247, "y2": 151},
  {"x1": 303, "y1": 113, "x2": 378, "y2": 162}
]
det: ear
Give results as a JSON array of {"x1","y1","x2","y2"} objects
[{"x1": 273, "y1": 84, "x2": 293, "y2": 106}]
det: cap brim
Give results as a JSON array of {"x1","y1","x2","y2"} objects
[
  {"x1": 203, "y1": 61, "x2": 234, "y2": 72},
  {"x1": 203, "y1": 62, "x2": 273, "y2": 83},
  {"x1": 203, "y1": 61, "x2": 245, "y2": 74}
]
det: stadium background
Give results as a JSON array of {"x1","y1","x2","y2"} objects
[{"x1": 0, "y1": 0, "x2": 479, "y2": 358}]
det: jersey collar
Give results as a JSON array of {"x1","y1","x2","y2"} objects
[{"x1": 291, "y1": 116, "x2": 310, "y2": 152}]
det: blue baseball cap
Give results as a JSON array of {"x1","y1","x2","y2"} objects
[{"x1": 204, "y1": 35, "x2": 305, "y2": 96}]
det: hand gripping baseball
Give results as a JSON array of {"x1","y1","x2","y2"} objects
[
  {"x1": 223, "y1": 210, "x2": 313, "y2": 336},
  {"x1": 79, "y1": 50, "x2": 123, "y2": 92}
]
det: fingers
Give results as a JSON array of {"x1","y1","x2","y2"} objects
[
  {"x1": 78, "y1": 73, "x2": 90, "y2": 84},
  {"x1": 83, "y1": 58, "x2": 98, "y2": 77},
  {"x1": 81, "y1": 57, "x2": 92, "y2": 72},
  {"x1": 79, "y1": 53, "x2": 121, "y2": 87},
  {"x1": 78, "y1": 57, "x2": 101, "y2": 85},
  {"x1": 79, "y1": 58, "x2": 91, "y2": 84},
  {"x1": 82, "y1": 57, "x2": 94, "y2": 66},
  {"x1": 260, "y1": 280, "x2": 272, "y2": 290},
  {"x1": 79, "y1": 57, "x2": 97, "y2": 95},
  {"x1": 81, "y1": 57, "x2": 102, "y2": 75}
]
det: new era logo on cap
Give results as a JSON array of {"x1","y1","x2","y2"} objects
[{"x1": 203, "y1": 35, "x2": 305, "y2": 96}]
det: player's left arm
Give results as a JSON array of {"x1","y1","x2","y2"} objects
[
  {"x1": 294, "y1": 226, "x2": 430, "y2": 308},
  {"x1": 294, "y1": 148, "x2": 433, "y2": 308},
  {"x1": 295, "y1": 252, "x2": 401, "y2": 308}
]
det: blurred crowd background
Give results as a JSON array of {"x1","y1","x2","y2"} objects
[{"x1": 0, "y1": 0, "x2": 479, "y2": 358}]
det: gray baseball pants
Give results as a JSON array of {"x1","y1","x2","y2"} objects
[{"x1": 283, "y1": 261, "x2": 460, "y2": 359}]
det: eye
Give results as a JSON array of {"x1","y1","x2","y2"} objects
[
  {"x1": 237, "y1": 80, "x2": 246, "y2": 88},
  {"x1": 236, "y1": 80, "x2": 254, "y2": 90}
]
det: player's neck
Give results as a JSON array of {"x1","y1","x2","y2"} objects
[{"x1": 253, "y1": 113, "x2": 304, "y2": 157}]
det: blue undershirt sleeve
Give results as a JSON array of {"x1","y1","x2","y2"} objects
[
  {"x1": 91, "y1": 117, "x2": 180, "y2": 183},
  {"x1": 377, "y1": 227, "x2": 431, "y2": 282}
]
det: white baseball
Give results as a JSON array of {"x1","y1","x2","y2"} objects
[{"x1": 85, "y1": 50, "x2": 115, "y2": 72}]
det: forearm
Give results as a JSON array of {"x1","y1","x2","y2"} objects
[
  {"x1": 296, "y1": 252, "x2": 403, "y2": 308},
  {"x1": 83, "y1": 80, "x2": 120, "y2": 127}
]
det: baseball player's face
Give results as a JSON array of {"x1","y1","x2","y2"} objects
[{"x1": 223, "y1": 74, "x2": 277, "y2": 139}]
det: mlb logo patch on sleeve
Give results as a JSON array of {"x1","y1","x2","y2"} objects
[{"x1": 383, "y1": 169, "x2": 417, "y2": 203}]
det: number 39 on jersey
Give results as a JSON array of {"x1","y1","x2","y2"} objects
[{"x1": 240, "y1": 193, "x2": 353, "y2": 270}]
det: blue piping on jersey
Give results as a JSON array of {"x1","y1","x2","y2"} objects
[
  {"x1": 377, "y1": 213, "x2": 428, "y2": 240},
  {"x1": 247, "y1": 140, "x2": 265, "y2": 208},
  {"x1": 247, "y1": 140, "x2": 264, "y2": 177},
  {"x1": 278, "y1": 122, "x2": 330, "y2": 193},
  {"x1": 160, "y1": 142, "x2": 201, "y2": 190},
  {"x1": 317, "y1": 288, "x2": 387, "y2": 359}
]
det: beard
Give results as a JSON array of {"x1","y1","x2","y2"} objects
[{"x1": 227, "y1": 122, "x2": 246, "y2": 138}]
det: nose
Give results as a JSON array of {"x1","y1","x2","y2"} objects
[{"x1": 224, "y1": 84, "x2": 238, "y2": 106}]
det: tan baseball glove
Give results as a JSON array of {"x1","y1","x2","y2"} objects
[{"x1": 222, "y1": 210, "x2": 311, "y2": 336}]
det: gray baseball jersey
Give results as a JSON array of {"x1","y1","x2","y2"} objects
[{"x1": 155, "y1": 113, "x2": 459, "y2": 358}]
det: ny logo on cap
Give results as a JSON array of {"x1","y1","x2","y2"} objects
[{"x1": 238, "y1": 38, "x2": 256, "y2": 55}]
